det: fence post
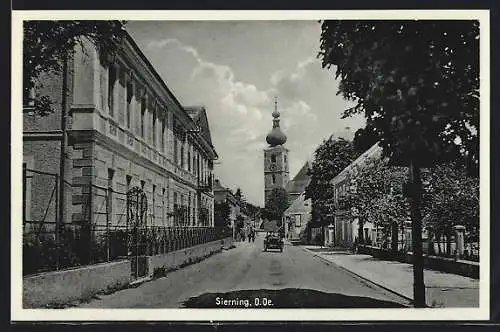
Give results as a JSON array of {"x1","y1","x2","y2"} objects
[
  {"x1": 55, "y1": 175, "x2": 60, "y2": 270},
  {"x1": 89, "y1": 185, "x2": 93, "y2": 264},
  {"x1": 106, "y1": 187, "x2": 110, "y2": 262},
  {"x1": 23, "y1": 163, "x2": 26, "y2": 224}
]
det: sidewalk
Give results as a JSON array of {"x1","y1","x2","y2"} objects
[{"x1": 301, "y1": 245, "x2": 479, "y2": 308}]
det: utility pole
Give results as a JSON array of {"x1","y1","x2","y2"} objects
[{"x1": 409, "y1": 158, "x2": 426, "y2": 307}]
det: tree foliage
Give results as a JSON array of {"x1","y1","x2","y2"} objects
[
  {"x1": 304, "y1": 136, "x2": 360, "y2": 226},
  {"x1": 353, "y1": 127, "x2": 379, "y2": 154},
  {"x1": 343, "y1": 157, "x2": 408, "y2": 247},
  {"x1": 23, "y1": 20, "x2": 126, "y2": 115},
  {"x1": 319, "y1": 20, "x2": 479, "y2": 171},
  {"x1": 235, "y1": 214, "x2": 245, "y2": 233},
  {"x1": 214, "y1": 201, "x2": 231, "y2": 228},
  {"x1": 422, "y1": 162, "x2": 479, "y2": 241},
  {"x1": 263, "y1": 187, "x2": 289, "y2": 222}
]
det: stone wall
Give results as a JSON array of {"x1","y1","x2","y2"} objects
[
  {"x1": 358, "y1": 245, "x2": 479, "y2": 279},
  {"x1": 147, "y1": 237, "x2": 233, "y2": 277},
  {"x1": 23, "y1": 260, "x2": 131, "y2": 308}
]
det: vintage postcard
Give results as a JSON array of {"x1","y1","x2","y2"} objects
[{"x1": 11, "y1": 10, "x2": 490, "y2": 321}]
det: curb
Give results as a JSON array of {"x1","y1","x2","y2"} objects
[
  {"x1": 299, "y1": 246, "x2": 415, "y2": 306},
  {"x1": 129, "y1": 276, "x2": 153, "y2": 287}
]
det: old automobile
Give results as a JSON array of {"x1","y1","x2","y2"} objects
[{"x1": 264, "y1": 231, "x2": 284, "y2": 252}]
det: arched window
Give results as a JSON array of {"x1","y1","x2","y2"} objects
[
  {"x1": 272, "y1": 174, "x2": 276, "y2": 184},
  {"x1": 271, "y1": 154, "x2": 276, "y2": 163}
]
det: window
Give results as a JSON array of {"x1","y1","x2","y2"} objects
[
  {"x1": 107, "y1": 169, "x2": 115, "y2": 224},
  {"x1": 23, "y1": 85, "x2": 35, "y2": 108},
  {"x1": 126, "y1": 175, "x2": 132, "y2": 192},
  {"x1": 188, "y1": 193, "x2": 191, "y2": 226},
  {"x1": 108, "y1": 65, "x2": 116, "y2": 117},
  {"x1": 272, "y1": 174, "x2": 276, "y2": 184},
  {"x1": 284, "y1": 155, "x2": 287, "y2": 164},
  {"x1": 271, "y1": 154, "x2": 276, "y2": 163},
  {"x1": 126, "y1": 82, "x2": 133, "y2": 128},
  {"x1": 174, "y1": 137, "x2": 178, "y2": 164},
  {"x1": 181, "y1": 194, "x2": 186, "y2": 225},
  {"x1": 181, "y1": 144, "x2": 185, "y2": 168},
  {"x1": 188, "y1": 150, "x2": 191, "y2": 172},
  {"x1": 140, "y1": 97, "x2": 146, "y2": 138},
  {"x1": 161, "y1": 120, "x2": 166, "y2": 152},
  {"x1": 295, "y1": 214, "x2": 302, "y2": 227},
  {"x1": 152, "y1": 184, "x2": 156, "y2": 225},
  {"x1": 162, "y1": 188, "x2": 166, "y2": 225},
  {"x1": 140, "y1": 180, "x2": 145, "y2": 190},
  {"x1": 174, "y1": 192, "x2": 178, "y2": 225},
  {"x1": 152, "y1": 106, "x2": 157, "y2": 147}
]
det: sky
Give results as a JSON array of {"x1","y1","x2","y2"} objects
[{"x1": 126, "y1": 21, "x2": 364, "y2": 206}]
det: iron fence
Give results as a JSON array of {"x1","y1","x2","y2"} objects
[{"x1": 22, "y1": 167, "x2": 230, "y2": 276}]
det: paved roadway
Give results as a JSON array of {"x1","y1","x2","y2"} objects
[{"x1": 79, "y1": 234, "x2": 411, "y2": 308}]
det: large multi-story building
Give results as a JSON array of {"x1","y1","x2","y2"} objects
[{"x1": 23, "y1": 31, "x2": 217, "y2": 234}]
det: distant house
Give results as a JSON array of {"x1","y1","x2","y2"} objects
[
  {"x1": 283, "y1": 192, "x2": 312, "y2": 243},
  {"x1": 213, "y1": 179, "x2": 240, "y2": 237},
  {"x1": 283, "y1": 161, "x2": 313, "y2": 243}
]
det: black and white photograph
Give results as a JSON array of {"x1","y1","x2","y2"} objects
[{"x1": 11, "y1": 10, "x2": 490, "y2": 321}]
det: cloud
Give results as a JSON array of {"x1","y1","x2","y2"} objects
[{"x1": 140, "y1": 37, "x2": 363, "y2": 206}]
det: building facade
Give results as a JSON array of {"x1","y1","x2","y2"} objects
[
  {"x1": 213, "y1": 179, "x2": 241, "y2": 236},
  {"x1": 329, "y1": 143, "x2": 382, "y2": 247},
  {"x1": 263, "y1": 98, "x2": 289, "y2": 206},
  {"x1": 284, "y1": 161, "x2": 312, "y2": 243},
  {"x1": 23, "y1": 33, "x2": 217, "y2": 236}
]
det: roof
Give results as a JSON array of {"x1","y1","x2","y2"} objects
[
  {"x1": 284, "y1": 193, "x2": 311, "y2": 215},
  {"x1": 331, "y1": 142, "x2": 383, "y2": 185},
  {"x1": 184, "y1": 106, "x2": 214, "y2": 147},
  {"x1": 212, "y1": 179, "x2": 227, "y2": 192},
  {"x1": 285, "y1": 161, "x2": 312, "y2": 194},
  {"x1": 260, "y1": 219, "x2": 280, "y2": 232}
]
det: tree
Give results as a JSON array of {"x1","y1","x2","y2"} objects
[
  {"x1": 23, "y1": 20, "x2": 126, "y2": 115},
  {"x1": 319, "y1": 20, "x2": 479, "y2": 307},
  {"x1": 343, "y1": 157, "x2": 408, "y2": 249},
  {"x1": 214, "y1": 201, "x2": 231, "y2": 228},
  {"x1": 353, "y1": 127, "x2": 379, "y2": 154},
  {"x1": 304, "y1": 136, "x2": 360, "y2": 227},
  {"x1": 235, "y1": 214, "x2": 245, "y2": 234},
  {"x1": 263, "y1": 187, "x2": 289, "y2": 222},
  {"x1": 421, "y1": 162, "x2": 479, "y2": 256}
]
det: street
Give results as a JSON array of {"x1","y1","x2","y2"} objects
[{"x1": 79, "y1": 234, "x2": 410, "y2": 308}]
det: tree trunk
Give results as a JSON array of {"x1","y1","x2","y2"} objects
[
  {"x1": 409, "y1": 159, "x2": 426, "y2": 308},
  {"x1": 391, "y1": 222, "x2": 399, "y2": 252}
]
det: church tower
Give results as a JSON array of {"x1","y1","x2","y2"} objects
[{"x1": 264, "y1": 97, "x2": 289, "y2": 206}]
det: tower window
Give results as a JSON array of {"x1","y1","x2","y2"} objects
[
  {"x1": 271, "y1": 155, "x2": 276, "y2": 163},
  {"x1": 284, "y1": 155, "x2": 287, "y2": 163},
  {"x1": 272, "y1": 174, "x2": 276, "y2": 184}
]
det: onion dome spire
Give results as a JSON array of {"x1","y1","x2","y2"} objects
[{"x1": 266, "y1": 97, "x2": 287, "y2": 146}]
